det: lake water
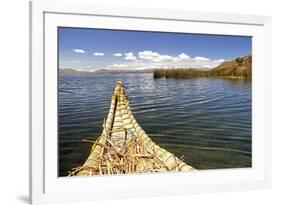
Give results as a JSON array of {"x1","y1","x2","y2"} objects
[{"x1": 58, "y1": 73, "x2": 252, "y2": 176}]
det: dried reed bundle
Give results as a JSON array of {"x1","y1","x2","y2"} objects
[{"x1": 69, "y1": 81, "x2": 195, "y2": 176}]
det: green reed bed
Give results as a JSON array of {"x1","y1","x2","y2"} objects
[{"x1": 153, "y1": 68, "x2": 251, "y2": 79}]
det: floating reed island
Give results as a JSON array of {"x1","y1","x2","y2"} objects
[
  {"x1": 69, "y1": 81, "x2": 195, "y2": 176},
  {"x1": 154, "y1": 55, "x2": 252, "y2": 79}
]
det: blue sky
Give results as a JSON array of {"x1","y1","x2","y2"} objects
[{"x1": 58, "y1": 27, "x2": 251, "y2": 70}]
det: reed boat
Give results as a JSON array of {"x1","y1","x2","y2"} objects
[{"x1": 69, "y1": 81, "x2": 195, "y2": 176}]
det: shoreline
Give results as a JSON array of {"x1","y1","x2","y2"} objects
[{"x1": 59, "y1": 72, "x2": 251, "y2": 80}]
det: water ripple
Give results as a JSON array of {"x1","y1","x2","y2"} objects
[{"x1": 58, "y1": 73, "x2": 252, "y2": 176}]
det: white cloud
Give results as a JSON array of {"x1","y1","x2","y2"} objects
[
  {"x1": 112, "y1": 63, "x2": 128, "y2": 68},
  {"x1": 113, "y1": 53, "x2": 122, "y2": 57},
  {"x1": 71, "y1": 48, "x2": 85, "y2": 53},
  {"x1": 193, "y1": 56, "x2": 210, "y2": 61},
  {"x1": 201, "y1": 64, "x2": 213, "y2": 69},
  {"x1": 105, "y1": 57, "x2": 224, "y2": 70},
  {"x1": 138, "y1": 51, "x2": 193, "y2": 63},
  {"x1": 155, "y1": 55, "x2": 174, "y2": 62},
  {"x1": 138, "y1": 51, "x2": 160, "y2": 60},
  {"x1": 213, "y1": 59, "x2": 225, "y2": 63},
  {"x1": 103, "y1": 51, "x2": 224, "y2": 70},
  {"x1": 66, "y1": 48, "x2": 226, "y2": 71},
  {"x1": 93, "y1": 52, "x2": 104, "y2": 56},
  {"x1": 178, "y1": 53, "x2": 191, "y2": 60},
  {"x1": 65, "y1": 50, "x2": 224, "y2": 71},
  {"x1": 138, "y1": 51, "x2": 176, "y2": 62},
  {"x1": 124, "y1": 52, "x2": 137, "y2": 60}
]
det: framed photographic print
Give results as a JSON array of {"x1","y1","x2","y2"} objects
[{"x1": 30, "y1": 1, "x2": 271, "y2": 204}]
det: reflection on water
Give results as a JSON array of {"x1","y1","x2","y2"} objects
[{"x1": 58, "y1": 73, "x2": 252, "y2": 176}]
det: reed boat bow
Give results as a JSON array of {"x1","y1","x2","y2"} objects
[{"x1": 70, "y1": 81, "x2": 195, "y2": 176}]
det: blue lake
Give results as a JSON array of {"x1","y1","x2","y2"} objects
[{"x1": 58, "y1": 73, "x2": 252, "y2": 176}]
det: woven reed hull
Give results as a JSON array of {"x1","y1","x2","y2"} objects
[{"x1": 72, "y1": 81, "x2": 195, "y2": 176}]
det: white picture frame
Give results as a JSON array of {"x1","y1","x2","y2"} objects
[{"x1": 30, "y1": 1, "x2": 272, "y2": 204}]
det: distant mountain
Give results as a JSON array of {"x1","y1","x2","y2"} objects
[
  {"x1": 59, "y1": 68, "x2": 154, "y2": 75},
  {"x1": 211, "y1": 54, "x2": 252, "y2": 78},
  {"x1": 93, "y1": 69, "x2": 154, "y2": 74},
  {"x1": 59, "y1": 68, "x2": 83, "y2": 75}
]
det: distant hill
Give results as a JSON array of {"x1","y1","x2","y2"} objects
[
  {"x1": 211, "y1": 55, "x2": 251, "y2": 78},
  {"x1": 93, "y1": 69, "x2": 154, "y2": 74},
  {"x1": 59, "y1": 68, "x2": 82, "y2": 75},
  {"x1": 153, "y1": 54, "x2": 252, "y2": 79},
  {"x1": 59, "y1": 68, "x2": 154, "y2": 75}
]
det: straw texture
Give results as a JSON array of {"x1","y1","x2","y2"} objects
[{"x1": 69, "y1": 81, "x2": 195, "y2": 176}]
